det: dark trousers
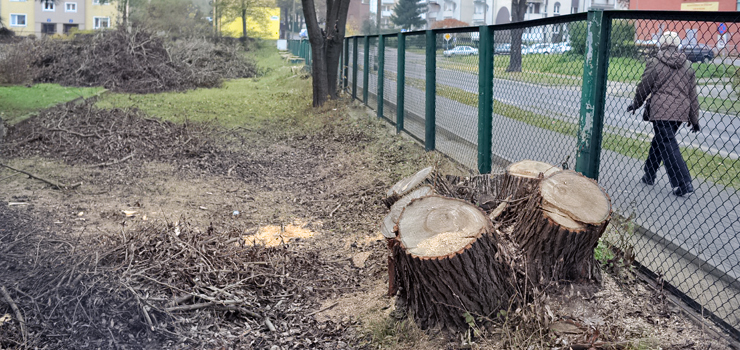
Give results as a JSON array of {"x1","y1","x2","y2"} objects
[{"x1": 644, "y1": 120, "x2": 692, "y2": 189}]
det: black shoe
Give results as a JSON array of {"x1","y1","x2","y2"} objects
[
  {"x1": 673, "y1": 184, "x2": 694, "y2": 197},
  {"x1": 641, "y1": 175, "x2": 654, "y2": 186}
]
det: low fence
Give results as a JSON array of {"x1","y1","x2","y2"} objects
[{"x1": 291, "y1": 9, "x2": 740, "y2": 341}]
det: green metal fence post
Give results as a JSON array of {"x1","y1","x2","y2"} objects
[
  {"x1": 477, "y1": 25, "x2": 493, "y2": 174},
  {"x1": 352, "y1": 37, "x2": 358, "y2": 100},
  {"x1": 344, "y1": 38, "x2": 349, "y2": 90},
  {"x1": 378, "y1": 35, "x2": 385, "y2": 119},
  {"x1": 575, "y1": 10, "x2": 611, "y2": 180},
  {"x1": 396, "y1": 33, "x2": 405, "y2": 134},
  {"x1": 425, "y1": 30, "x2": 436, "y2": 152},
  {"x1": 363, "y1": 36, "x2": 370, "y2": 104}
]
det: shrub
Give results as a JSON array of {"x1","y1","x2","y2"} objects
[
  {"x1": 570, "y1": 20, "x2": 637, "y2": 58},
  {"x1": 0, "y1": 40, "x2": 33, "y2": 85}
]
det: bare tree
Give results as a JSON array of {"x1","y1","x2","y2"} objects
[
  {"x1": 301, "y1": 0, "x2": 350, "y2": 106},
  {"x1": 506, "y1": 0, "x2": 528, "y2": 72}
]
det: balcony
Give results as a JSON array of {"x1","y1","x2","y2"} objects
[
  {"x1": 443, "y1": 10, "x2": 454, "y2": 17},
  {"x1": 472, "y1": 13, "x2": 484, "y2": 21},
  {"x1": 382, "y1": 10, "x2": 393, "y2": 17},
  {"x1": 427, "y1": 11, "x2": 438, "y2": 19}
]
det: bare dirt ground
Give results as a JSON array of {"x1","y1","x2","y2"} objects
[{"x1": 0, "y1": 98, "x2": 736, "y2": 349}]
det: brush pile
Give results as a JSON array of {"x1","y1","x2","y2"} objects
[
  {"x1": 28, "y1": 28, "x2": 257, "y2": 93},
  {"x1": 0, "y1": 208, "x2": 362, "y2": 349}
]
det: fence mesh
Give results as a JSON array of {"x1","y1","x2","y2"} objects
[
  {"x1": 489, "y1": 22, "x2": 585, "y2": 171},
  {"x1": 434, "y1": 30, "x2": 480, "y2": 170},
  {"x1": 403, "y1": 33, "x2": 427, "y2": 143},
  {"x1": 367, "y1": 37, "x2": 379, "y2": 111},
  {"x1": 383, "y1": 36, "x2": 398, "y2": 124},
  {"x1": 602, "y1": 17, "x2": 740, "y2": 332}
]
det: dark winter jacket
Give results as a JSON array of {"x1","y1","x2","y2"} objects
[{"x1": 632, "y1": 47, "x2": 700, "y2": 127}]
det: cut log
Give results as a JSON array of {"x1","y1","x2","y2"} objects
[
  {"x1": 384, "y1": 167, "x2": 443, "y2": 208},
  {"x1": 496, "y1": 160, "x2": 560, "y2": 223},
  {"x1": 512, "y1": 170, "x2": 611, "y2": 287},
  {"x1": 393, "y1": 195, "x2": 515, "y2": 330}
]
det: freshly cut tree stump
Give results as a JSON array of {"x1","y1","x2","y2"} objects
[
  {"x1": 384, "y1": 167, "x2": 443, "y2": 208},
  {"x1": 382, "y1": 185, "x2": 435, "y2": 296},
  {"x1": 512, "y1": 170, "x2": 611, "y2": 286},
  {"x1": 496, "y1": 160, "x2": 561, "y2": 223},
  {"x1": 393, "y1": 196, "x2": 514, "y2": 330}
]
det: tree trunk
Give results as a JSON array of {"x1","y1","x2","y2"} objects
[
  {"x1": 506, "y1": 0, "x2": 528, "y2": 72},
  {"x1": 442, "y1": 174, "x2": 502, "y2": 211},
  {"x1": 512, "y1": 170, "x2": 611, "y2": 287},
  {"x1": 393, "y1": 196, "x2": 515, "y2": 330},
  {"x1": 241, "y1": 8, "x2": 247, "y2": 38},
  {"x1": 496, "y1": 160, "x2": 560, "y2": 223}
]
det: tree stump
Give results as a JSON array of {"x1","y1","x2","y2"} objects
[
  {"x1": 382, "y1": 185, "x2": 435, "y2": 297},
  {"x1": 384, "y1": 167, "x2": 443, "y2": 208},
  {"x1": 496, "y1": 160, "x2": 560, "y2": 223},
  {"x1": 442, "y1": 174, "x2": 503, "y2": 211},
  {"x1": 512, "y1": 170, "x2": 611, "y2": 287},
  {"x1": 393, "y1": 195, "x2": 515, "y2": 330}
]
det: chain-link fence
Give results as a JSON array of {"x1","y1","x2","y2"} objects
[{"x1": 337, "y1": 10, "x2": 740, "y2": 340}]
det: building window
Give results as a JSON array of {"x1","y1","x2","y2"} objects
[
  {"x1": 474, "y1": 3, "x2": 484, "y2": 14},
  {"x1": 65, "y1": 2, "x2": 77, "y2": 12},
  {"x1": 443, "y1": 2, "x2": 453, "y2": 11},
  {"x1": 93, "y1": 0, "x2": 109, "y2": 5},
  {"x1": 93, "y1": 16, "x2": 110, "y2": 29},
  {"x1": 527, "y1": 3, "x2": 540, "y2": 14},
  {"x1": 9, "y1": 0, "x2": 27, "y2": 2},
  {"x1": 553, "y1": 2, "x2": 560, "y2": 14},
  {"x1": 10, "y1": 14, "x2": 27, "y2": 26},
  {"x1": 737, "y1": 0, "x2": 739, "y2": 10},
  {"x1": 43, "y1": 0, "x2": 55, "y2": 11}
]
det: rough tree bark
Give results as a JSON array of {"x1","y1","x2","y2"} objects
[
  {"x1": 512, "y1": 170, "x2": 612, "y2": 287},
  {"x1": 301, "y1": 0, "x2": 351, "y2": 106},
  {"x1": 506, "y1": 0, "x2": 528, "y2": 72},
  {"x1": 496, "y1": 160, "x2": 560, "y2": 222},
  {"x1": 393, "y1": 196, "x2": 515, "y2": 330}
]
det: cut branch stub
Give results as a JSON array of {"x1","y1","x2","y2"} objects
[
  {"x1": 512, "y1": 170, "x2": 612, "y2": 287},
  {"x1": 393, "y1": 195, "x2": 515, "y2": 330},
  {"x1": 496, "y1": 160, "x2": 561, "y2": 223},
  {"x1": 384, "y1": 167, "x2": 441, "y2": 208}
]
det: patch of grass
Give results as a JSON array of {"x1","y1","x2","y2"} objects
[
  {"x1": 699, "y1": 95, "x2": 738, "y2": 115},
  {"x1": 96, "y1": 45, "x2": 313, "y2": 129},
  {"x1": 0, "y1": 84, "x2": 104, "y2": 125},
  {"x1": 361, "y1": 316, "x2": 430, "y2": 349}
]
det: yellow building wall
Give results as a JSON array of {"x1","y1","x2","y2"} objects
[
  {"x1": 222, "y1": 7, "x2": 279, "y2": 40},
  {"x1": 85, "y1": 0, "x2": 118, "y2": 30},
  {"x1": 2, "y1": 0, "x2": 36, "y2": 36}
]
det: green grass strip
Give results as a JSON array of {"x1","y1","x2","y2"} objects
[{"x1": 0, "y1": 84, "x2": 104, "y2": 125}]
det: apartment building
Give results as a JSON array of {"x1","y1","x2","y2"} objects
[
  {"x1": 2, "y1": 0, "x2": 118, "y2": 36},
  {"x1": 369, "y1": 0, "x2": 396, "y2": 28}
]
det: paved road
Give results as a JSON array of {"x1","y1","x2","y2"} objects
[{"x1": 350, "y1": 59, "x2": 740, "y2": 327}]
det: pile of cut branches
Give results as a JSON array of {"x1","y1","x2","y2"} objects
[
  {"x1": 0, "y1": 207, "x2": 361, "y2": 349},
  {"x1": 2, "y1": 99, "x2": 218, "y2": 166},
  {"x1": 28, "y1": 28, "x2": 257, "y2": 93}
]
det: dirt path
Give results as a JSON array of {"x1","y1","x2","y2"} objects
[{"x1": 0, "y1": 98, "x2": 735, "y2": 349}]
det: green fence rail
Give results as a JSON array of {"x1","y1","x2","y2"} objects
[
  {"x1": 290, "y1": 10, "x2": 740, "y2": 341},
  {"x1": 288, "y1": 39, "x2": 312, "y2": 67}
]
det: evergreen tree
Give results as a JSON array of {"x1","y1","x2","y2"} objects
[{"x1": 390, "y1": 0, "x2": 425, "y2": 31}]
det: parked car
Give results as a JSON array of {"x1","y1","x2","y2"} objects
[
  {"x1": 443, "y1": 46, "x2": 479, "y2": 57},
  {"x1": 522, "y1": 43, "x2": 554, "y2": 55},
  {"x1": 494, "y1": 43, "x2": 511, "y2": 55},
  {"x1": 552, "y1": 42, "x2": 572, "y2": 53},
  {"x1": 683, "y1": 44, "x2": 714, "y2": 63}
]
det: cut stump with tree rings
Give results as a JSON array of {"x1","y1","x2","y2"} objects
[
  {"x1": 496, "y1": 160, "x2": 560, "y2": 223},
  {"x1": 382, "y1": 185, "x2": 435, "y2": 297},
  {"x1": 512, "y1": 170, "x2": 611, "y2": 287},
  {"x1": 393, "y1": 195, "x2": 515, "y2": 330},
  {"x1": 384, "y1": 167, "x2": 441, "y2": 208}
]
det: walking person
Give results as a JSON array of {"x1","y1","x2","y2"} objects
[{"x1": 627, "y1": 31, "x2": 701, "y2": 197}]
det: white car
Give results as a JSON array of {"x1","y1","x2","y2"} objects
[
  {"x1": 443, "y1": 46, "x2": 479, "y2": 57},
  {"x1": 524, "y1": 43, "x2": 555, "y2": 55},
  {"x1": 552, "y1": 42, "x2": 572, "y2": 53}
]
